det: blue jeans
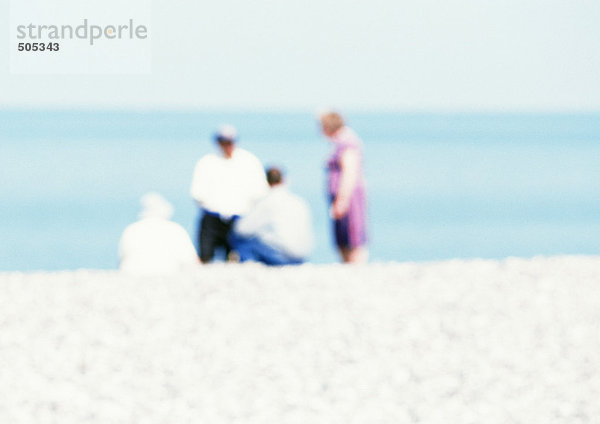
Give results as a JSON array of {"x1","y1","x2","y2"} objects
[{"x1": 229, "y1": 234, "x2": 304, "y2": 266}]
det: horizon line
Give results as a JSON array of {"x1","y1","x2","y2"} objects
[{"x1": 1, "y1": 106, "x2": 600, "y2": 115}]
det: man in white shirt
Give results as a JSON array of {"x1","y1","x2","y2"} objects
[
  {"x1": 190, "y1": 125, "x2": 268, "y2": 263},
  {"x1": 119, "y1": 192, "x2": 199, "y2": 276},
  {"x1": 230, "y1": 167, "x2": 314, "y2": 265}
]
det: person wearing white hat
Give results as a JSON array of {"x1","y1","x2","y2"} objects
[
  {"x1": 190, "y1": 124, "x2": 268, "y2": 263},
  {"x1": 118, "y1": 192, "x2": 199, "y2": 275}
]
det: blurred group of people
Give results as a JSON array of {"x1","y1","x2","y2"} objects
[{"x1": 118, "y1": 111, "x2": 368, "y2": 275}]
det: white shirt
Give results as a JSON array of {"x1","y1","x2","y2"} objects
[
  {"x1": 234, "y1": 185, "x2": 314, "y2": 259},
  {"x1": 119, "y1": 218, "x2": 199, "y2": 276},
  {"x1": 190, "y1": 148, "x2": 269, "y2": 218}
]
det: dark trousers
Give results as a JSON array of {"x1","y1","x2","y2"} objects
[{"x1": 198, "y1": 213, "x2": 235, "y2": 263}]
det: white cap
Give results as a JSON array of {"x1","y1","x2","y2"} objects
[
  {"x1": 214, "y1": 124, "x2": 238, "y2": 142},
  {"x1": 139, "y1": 192, "x2": 174, "y2": 220}
]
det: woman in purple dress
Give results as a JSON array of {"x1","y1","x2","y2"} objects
[{"x1": 320, "y1": 111, "x2": 368, "y2": 263}]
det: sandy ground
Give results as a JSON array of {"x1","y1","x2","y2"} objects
[{"x1": 1, "y1": 256, "x2": 599, "y2": 423}]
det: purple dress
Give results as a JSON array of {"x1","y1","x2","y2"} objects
[{"x1": 327, "y1": 126, "x2": 368, "y2": 249}]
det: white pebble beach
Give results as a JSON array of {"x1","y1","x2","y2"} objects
[{"x1": 1, "y1": 256, "x2": 599, "y2": 423}]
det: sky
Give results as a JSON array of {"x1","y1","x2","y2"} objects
[{"x1": 1, "y1": 0, "x2": 600, "y2": 111}]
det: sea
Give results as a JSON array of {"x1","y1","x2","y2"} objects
[{"x1": 1, "y1": 110, "x2": 599, "y2": 271}]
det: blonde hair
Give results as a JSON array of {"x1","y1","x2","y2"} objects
[{"x1": 319, "y1": 111, "x2": 345, "y2": 134}]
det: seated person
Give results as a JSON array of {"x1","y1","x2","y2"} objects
[
  {"x1": 229, "y1": 167, "x2": 314, "y2": 265},
  {"x1": 119, "y1": 192, "x2": 199, "y2": 275}
]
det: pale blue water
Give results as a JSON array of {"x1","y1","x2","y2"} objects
[{"x1": 1, "y1": 111, "x2": 600, "y2": 271}]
